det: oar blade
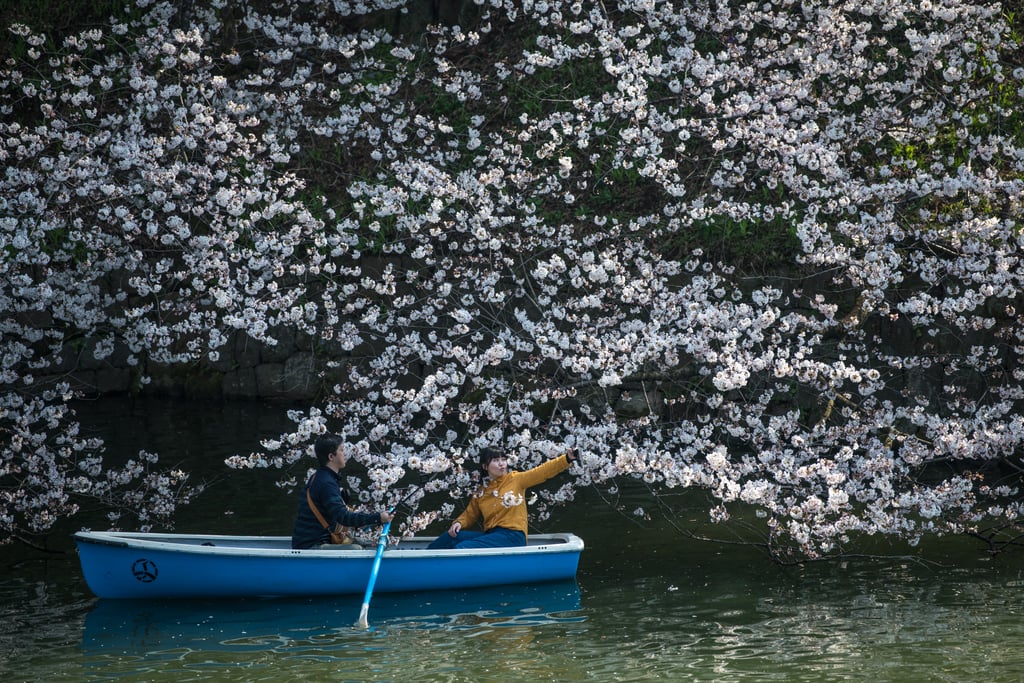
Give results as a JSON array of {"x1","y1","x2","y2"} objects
[{"x1": 354, "y1": 604, "x2": 370, "y2": 630}]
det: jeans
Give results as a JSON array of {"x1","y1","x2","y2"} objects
[{"x1": 426, "y1": 526, "x2": 526, "y2": 549}]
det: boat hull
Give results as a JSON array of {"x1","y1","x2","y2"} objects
[{"x1": 74, "y1": 531, "x2": 584, "y2": 599}]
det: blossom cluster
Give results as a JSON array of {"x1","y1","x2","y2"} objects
[{"x1": 2, "y1": 0, "x2": 1023, "y2": 558}]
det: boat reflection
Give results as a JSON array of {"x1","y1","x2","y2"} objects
[{"x1": 82, "y1": 579, "x2": 583, "y2": 653}]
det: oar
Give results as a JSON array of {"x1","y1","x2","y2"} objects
[
  {"x1": 353, "y1": 478, "x2": 437, "y2": 629},
  {"x1": 353, "y1": 484, "x2": 422, "y2": 630},
  {"x1": 354, "y1": 513, "x2": 392, "y2": 629}
]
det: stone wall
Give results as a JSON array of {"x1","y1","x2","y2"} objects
[
  {"x1": 45, "y1": 269, "x2": 1010, "y2": 417},
  {"x1": 58, "y1": 329, "x2": 343, "y2": 402}
]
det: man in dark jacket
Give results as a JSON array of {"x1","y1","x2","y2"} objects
[{"x1": 291, "y1": 433, "x2": 393, "y2": 549}]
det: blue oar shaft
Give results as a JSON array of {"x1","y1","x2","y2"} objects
[
  {"x1": 354, "y1": 518, "x2": 392, "y2": 629},
  {"x1": 354, "y1": 485, "x2": 427, "y2": 630}
]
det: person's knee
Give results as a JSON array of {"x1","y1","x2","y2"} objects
[{"x1": 428, "y1": 535, "x2": 454, "y2": 550}]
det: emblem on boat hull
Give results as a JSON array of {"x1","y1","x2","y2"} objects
[{"x1": 131, "y1": 558, "x2": 158, "y2": 583}]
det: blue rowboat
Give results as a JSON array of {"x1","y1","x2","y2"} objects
[{"x1": 73, "y1": 531, "x2": 584, "y2": 599}]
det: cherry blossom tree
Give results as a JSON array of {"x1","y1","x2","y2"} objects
[{"x1": 2, "y1": 0, "x2": 1023, "y2": 560}]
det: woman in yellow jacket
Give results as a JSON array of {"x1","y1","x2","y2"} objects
[{"x1": 427, "y1": 447, "x2": 577, "y2": 549}]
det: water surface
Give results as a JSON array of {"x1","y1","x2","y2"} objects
[{"x1": 2, "y1": 397, "x2": 1022, "y2": 681}]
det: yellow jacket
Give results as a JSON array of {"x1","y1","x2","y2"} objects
[{"x1": 454, "y1": 453, "x2": 571, "y2": 538}]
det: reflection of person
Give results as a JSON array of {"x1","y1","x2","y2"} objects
[
  {"x1": 427, "y1": 447, "x2": 577, "y2": 550},
  {"x1": 291, "y1": 434, "x2": 394, "y2": 549}
]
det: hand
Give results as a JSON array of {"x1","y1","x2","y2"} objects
[
  {"x1": 379, "y1": 511, "x2": 394, "y2": 524},
  {"x1": 447, "y1": 521, "x2": 462, "y2": 537}
]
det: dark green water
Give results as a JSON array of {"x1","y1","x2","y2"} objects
[{"x1": 3, "y1": 397, "x2": 1023, "y2": 682}]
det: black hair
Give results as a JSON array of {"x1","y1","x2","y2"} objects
[
  {"x1": 478, "y1": 447, "x2": 501, "y2": 471},
  {"x1": 314, "y1": 433, "x2": 343, "y2": 467}
]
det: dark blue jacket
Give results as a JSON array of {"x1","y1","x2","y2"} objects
[{"x1": 291, "y1": 467, "x2": 382, "y2": 549}]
